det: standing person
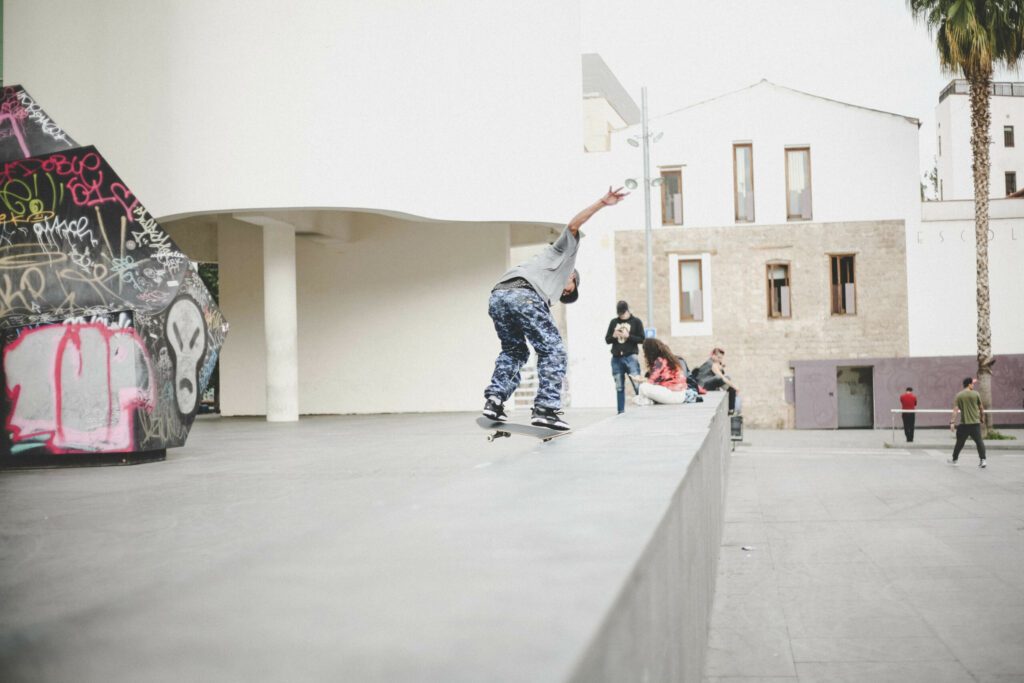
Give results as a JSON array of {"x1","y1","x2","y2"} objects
[
  {"x1": 605, "y1": 300, "x2": 644, "y2": 414},
  {"x1": 482, "y1": 187, "x2": 629, "y2": 430},
  {"x1": 692, "y1": 347, "x2": 739, "y2": 412},
  {"x1": 632, "y1": 338, "x2": 698, "y2": 405},
  {"x1": 899, "y1": 387, "x2": 918, "y2": 443},
  {"x1": 948, "y1": 377, "x2": 987, "y2": 468}
]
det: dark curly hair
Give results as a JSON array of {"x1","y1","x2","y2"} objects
[{"x1": 642, "y1": 338, "x2": 681, "y2": 373}]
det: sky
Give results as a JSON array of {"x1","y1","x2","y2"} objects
[{"x1": 581, "y1": 0, "x2": 1022, "y2": 180}]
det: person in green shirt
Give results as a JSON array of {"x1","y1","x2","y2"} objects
[{"x1": 948, "y1": 377, "x2": 987, "y2": 468}]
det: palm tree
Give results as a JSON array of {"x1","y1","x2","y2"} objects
[{"x1": 908, "y1": 0, "x2": 1024, "y2": 430}]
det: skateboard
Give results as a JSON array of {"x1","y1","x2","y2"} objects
[{"x1": 476, "y1": 416, "x2": 572, "y2": 443}]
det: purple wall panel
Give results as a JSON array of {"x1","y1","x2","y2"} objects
[
  {"x1": 791, "y1": 354, "x2": 1024, "y2": 429},
  {"x1": 794, "y1": 365, "x2": 838, "y2": 429}
]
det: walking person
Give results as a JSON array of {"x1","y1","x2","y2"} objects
[
  {"x1": 948, "y1": 377, "x2": 987, "y2": 468},
  {"x1": 482, "y1": 187, "x2": 629, "y2": 430},
  {"x1": 605, "y1": 300, "x2": 644, "y2": 414},
  {"x1": 899, "y1": 387, "x2": 918, "y2": 443}
]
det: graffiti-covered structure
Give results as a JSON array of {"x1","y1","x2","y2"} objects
[{"x1": 0, "y1": 86, "x2": 228, "y2": 463}]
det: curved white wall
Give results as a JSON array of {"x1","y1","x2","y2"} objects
[{"x1": 3, "y1": 0, "x2": 582, "y2": 224}]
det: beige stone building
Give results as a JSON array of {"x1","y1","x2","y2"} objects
[
  {"x1": 569, "y1": 81, "x2": 922, "y2": 428},
  {"x1": 615, "y1": 221, "x2": 910, "y2": 427}
]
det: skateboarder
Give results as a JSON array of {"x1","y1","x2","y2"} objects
[{"x1": 482, "y1": 187, "x2": 629, "y2": 430}]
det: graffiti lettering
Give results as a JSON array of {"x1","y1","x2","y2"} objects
[
  {"x1": 33, "y1": 215, "x2": 98, "y2": 251},
  {"x1": 132, "y1": 205, "x2": 185, "y2": 270},
  {"x1": 4, "y1": 321, "x2": 154, "y2": 453},
  {"x1": 14, "y1": 90, "x2": 75, "y2": 147},
  {"x1": 110, "y1": 255, "x2": 142, "y2": 290},
  {"x1": 0, "y1": 268, "x2": 47, "y2": 318}
]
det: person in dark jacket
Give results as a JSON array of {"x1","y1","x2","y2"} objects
[
  {"x1": 692, "y1": 347, "x2": 740, "y2": 412},
  {"x1": 605, "y1": 300, "x2": 645, "y2": 414}
]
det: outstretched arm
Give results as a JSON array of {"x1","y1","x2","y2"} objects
[
  {"x1": 712, "y1": 361, "x2": 738, "y2": 392},
  {"x1": 567, "y1": 186, "x2": 629, "y2": 236}
]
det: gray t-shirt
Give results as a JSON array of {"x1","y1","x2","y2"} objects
[{"x1": 494, "y1": 226, "x2": 582, "y2": 304}]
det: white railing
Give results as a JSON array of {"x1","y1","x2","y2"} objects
[{"x1": 889, "y1": 408, "x2": 1024, "y2": 442}]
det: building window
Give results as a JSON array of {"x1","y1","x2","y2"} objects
[
  {"x1": 1005, "y1": 126, "x2": 1015, "y2": 147},
  {"x1": 660, "y1": 169, "x2": 683, "y2": 225},
  {"x1": 679, "y1": 258, "x2": 703, "y2": 321},
  {"x1": 938, "y1": 136, "x2": 942, "y2": 156},
  {"x1": 1006, "y1": 171, "x2": 1017, "y2": 195},
  {"x1": 733, "y1": 143, "x2": 754, "y2": 222},
  {"x1": 830, "y1": 254, "x2": 856, "y2": 315},
  {"x1": 785, "y1": 147, "x2": 812, "y2": 220},
  {"x1": 940, "y1": 179, "x2": 944, "y2": 200},
  {"x1": 766, "y1": 263, "x2": 791, "y2": 318}
]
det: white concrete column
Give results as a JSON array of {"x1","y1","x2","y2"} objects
[
  {"x1": 234, "y1": 213, "x2": 299, "y2": 421},
  {"x1": 261, "y1": 223, "x2": 299, "y2": 421}
]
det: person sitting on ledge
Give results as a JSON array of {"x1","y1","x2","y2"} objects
[
  {"x1": 691, "y1": 346, "x2": 739, "y2": 413},
  {"x1": 631, "y1": 338, "x2": 698, "y2": 405}
]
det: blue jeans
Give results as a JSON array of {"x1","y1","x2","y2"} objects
[{"x1": 611, "y1": 354, "x2": 641, "y2": 413}]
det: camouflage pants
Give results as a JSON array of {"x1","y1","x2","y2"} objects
[{"x1": 484, "y1": 287, "x2": 566, "y2": 409}]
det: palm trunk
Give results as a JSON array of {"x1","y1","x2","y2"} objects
[{"x1": 968, "y1": 73, "x2": 995, "y2": 434}]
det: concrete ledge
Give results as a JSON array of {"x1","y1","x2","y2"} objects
[
  {"x1": 337, "y1": 395, "x2": 732, "y2": 682},
  {"x1": 567, "y1": 395, "x2": 730, "y2": 682},
  {"x1": 0, "y1": 399, "x2": 731, "y2": 683}
]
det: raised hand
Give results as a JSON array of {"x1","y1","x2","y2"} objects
[{"x1": 601, "y1": 186, "x2": 629, "y2": 206}]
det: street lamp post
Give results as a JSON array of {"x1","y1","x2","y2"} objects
[{"x1": 625, "y1": 86, "x2": 662, "y2": 337}]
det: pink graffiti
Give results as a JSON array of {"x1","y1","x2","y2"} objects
[
  {"x1": 4, "y1": 322, "x2": 155, "y2": 453},
  {"x1": 0, "y1": 151, "x2": 140, "y2": 222},
  {"x1": 0, "y1": 113, "x2": 31, "y2": 158}
]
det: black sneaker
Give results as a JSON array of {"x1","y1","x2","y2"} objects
[
  {"x1": 531, "y1": 406, "x2": 570, "y2": 431},
  {"x1": 482, "y1": 397, "x2": 508, "y2": 422}
]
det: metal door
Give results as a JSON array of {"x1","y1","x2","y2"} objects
[
  {"x1": 837, "y1": 366, "x2": 874, "y2": 428},
  {"x1": 794, "y1": 364, "x2": 838, "y2": 429}
]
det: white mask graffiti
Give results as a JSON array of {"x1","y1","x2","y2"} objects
[{"x1": 166, "y1": 298, "x2": 206, "y2": 414}]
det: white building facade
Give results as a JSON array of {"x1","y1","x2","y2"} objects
[
  {"x1": 913, "y1": 198, "x2": 1024, "y2": 358},
  {"x1": 936, "y1": 79, "x2": 1024, "y2": 200}
]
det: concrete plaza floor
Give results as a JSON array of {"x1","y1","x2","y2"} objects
[
  {"x1": 4, "y1": 414, "x2": 1023, "y2": 682},
  {"x1": 705, "y1": 429, "x2": 1024, "y2": 683}
]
